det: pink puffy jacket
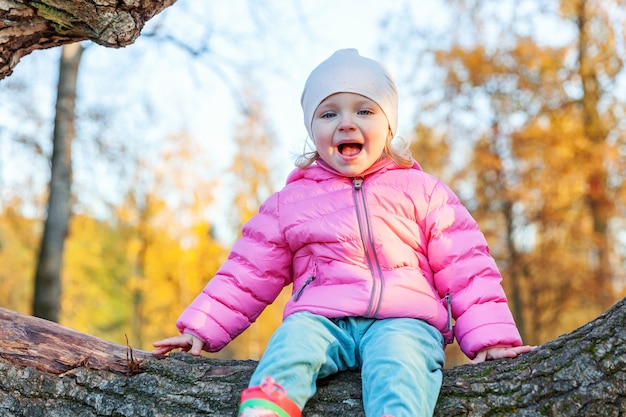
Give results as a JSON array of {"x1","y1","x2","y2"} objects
[{"x1": 177, "y1": 158, "x2": 522, "y2": 358}]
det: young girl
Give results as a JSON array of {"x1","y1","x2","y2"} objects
[{"x1": 153, "y1": 49, "x2": 534, "y2": 417}]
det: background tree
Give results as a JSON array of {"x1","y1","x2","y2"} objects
[
  {"x1": 382, "y1": 0, "x2": 626, "y2": 349},
  {"x1": 4, "y1": 1, "x2": 299, "y2": 337},
  {"x1": 1, "y1": 0, "x2": 181, "y2": 327},
  {"x1": 228, "y1": 89, "x2": 276, "y2": 232},
  {"x1": 32, "y1": 42, "x2": 83, "y2": 322},
  {"x1": 1, "y1": 1, "x2": 309, "y2": 357}
]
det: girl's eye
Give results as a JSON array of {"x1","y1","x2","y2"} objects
[
  {"x1": 320, "y1": 112, "x2": 336, "y2": 119},
  {"x1": 358, "y1": 109, "x2": 373, "y2": 115}
]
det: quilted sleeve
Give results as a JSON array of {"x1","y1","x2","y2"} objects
[
  {"x1": 424, "y1": 180, "x2": 522, "y2": 358},
  {"x1": 176, "y1": 192, "x2": 292, "y2": 352}
]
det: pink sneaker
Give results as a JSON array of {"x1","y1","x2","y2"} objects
[{"x1": 238, "y1": 376, "x2": 301, "y2": 417}]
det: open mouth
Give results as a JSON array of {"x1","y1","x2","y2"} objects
[{"x1": 338, "y1": 143, "x2": 363, "y2": 156}]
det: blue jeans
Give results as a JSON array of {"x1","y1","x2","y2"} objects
[{"x1": 249, "y1": 312, "x2": 445, "y2": 417}]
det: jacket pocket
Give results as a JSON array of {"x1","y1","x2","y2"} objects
[
  {"x1": 293, "y1": 275, "x2": 316, "y2": 301},
  {"x1": 293, "y1": 259, "x2": 319, "y2": 301}
]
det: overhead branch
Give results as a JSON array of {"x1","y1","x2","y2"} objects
[{"x1": 0, "y1": 0, "x2": 178, "y2": 79}]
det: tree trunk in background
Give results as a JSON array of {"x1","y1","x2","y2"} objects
[
  {"x1": 32, "y1": 43, "x2": 83, "y2": 322},
  {"x1": 2, "y1": 299, "x2": 625, "y2": 416},
  {"x1": 576, "y1": 0, "x2": 614, "y2": 309}
]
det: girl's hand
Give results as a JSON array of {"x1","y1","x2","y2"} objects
[
  {"x1": 470, "y1": 345, "x2": 536, "y2": 364},
  {"x1": 152, "y1": 333, "x2": 204, "y2": 356}
]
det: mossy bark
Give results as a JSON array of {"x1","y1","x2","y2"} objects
[{"x1": 0, "y1": 0, "x2": 177, "y2": 79}]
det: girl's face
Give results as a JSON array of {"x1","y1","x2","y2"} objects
[{"x1": 311, "y1": 92, "x2": 390, "y2": 177}]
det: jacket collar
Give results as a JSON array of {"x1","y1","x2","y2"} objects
[{"x1": 286, "y1": 157, "x2": 421, "y2": 185}]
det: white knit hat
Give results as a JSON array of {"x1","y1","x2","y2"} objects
[{"x1": 300, "y1": 48, "x2": 398, "y2": 140}]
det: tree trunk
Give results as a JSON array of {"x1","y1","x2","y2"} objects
[
  {"x1": 32, "y1": 42, "x2": 82, "y2": 322},
  {"x1": 1, "y1": 298, "x2": 625, "y2": 416},
  {"x1": 0, "y1": 0, "x2": 177, "y2": 79},
  {"x1": 576, "y1": 0, "x2": 614, "y2": 310}
]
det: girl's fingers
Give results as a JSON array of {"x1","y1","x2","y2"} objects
[{"x1": 152, "y1": 334, "x2": 204, "y2": 356}]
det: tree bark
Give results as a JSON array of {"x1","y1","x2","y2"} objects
[
  {"x1": 1, "y1": 298, "x2": 625, "y2": 416},
  {"x1": 0, "y1": 0, "x2": 177, "y2": 79}
]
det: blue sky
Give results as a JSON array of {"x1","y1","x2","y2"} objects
[{"x1": 119, "y1": 1, "x2": 449, "y2": 174}]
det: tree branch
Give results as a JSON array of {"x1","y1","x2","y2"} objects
[
  {"x1": 2, "y1": 299, "x2": 625, "y2": 415},
  {"x1": 0, "y1": 0, "x2": 178, "y2": 79}
]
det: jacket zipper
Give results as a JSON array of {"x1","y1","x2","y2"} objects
[
  {"x1": 352, "y1": 177, "x2": 385, "y2": 317},
  {"x1": 445, "y1": 292, "x2": 455, "y2": 344}
]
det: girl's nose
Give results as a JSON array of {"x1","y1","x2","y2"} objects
[{"x1": 338, "y1": 115, "x2": 356, "y2": 131}]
